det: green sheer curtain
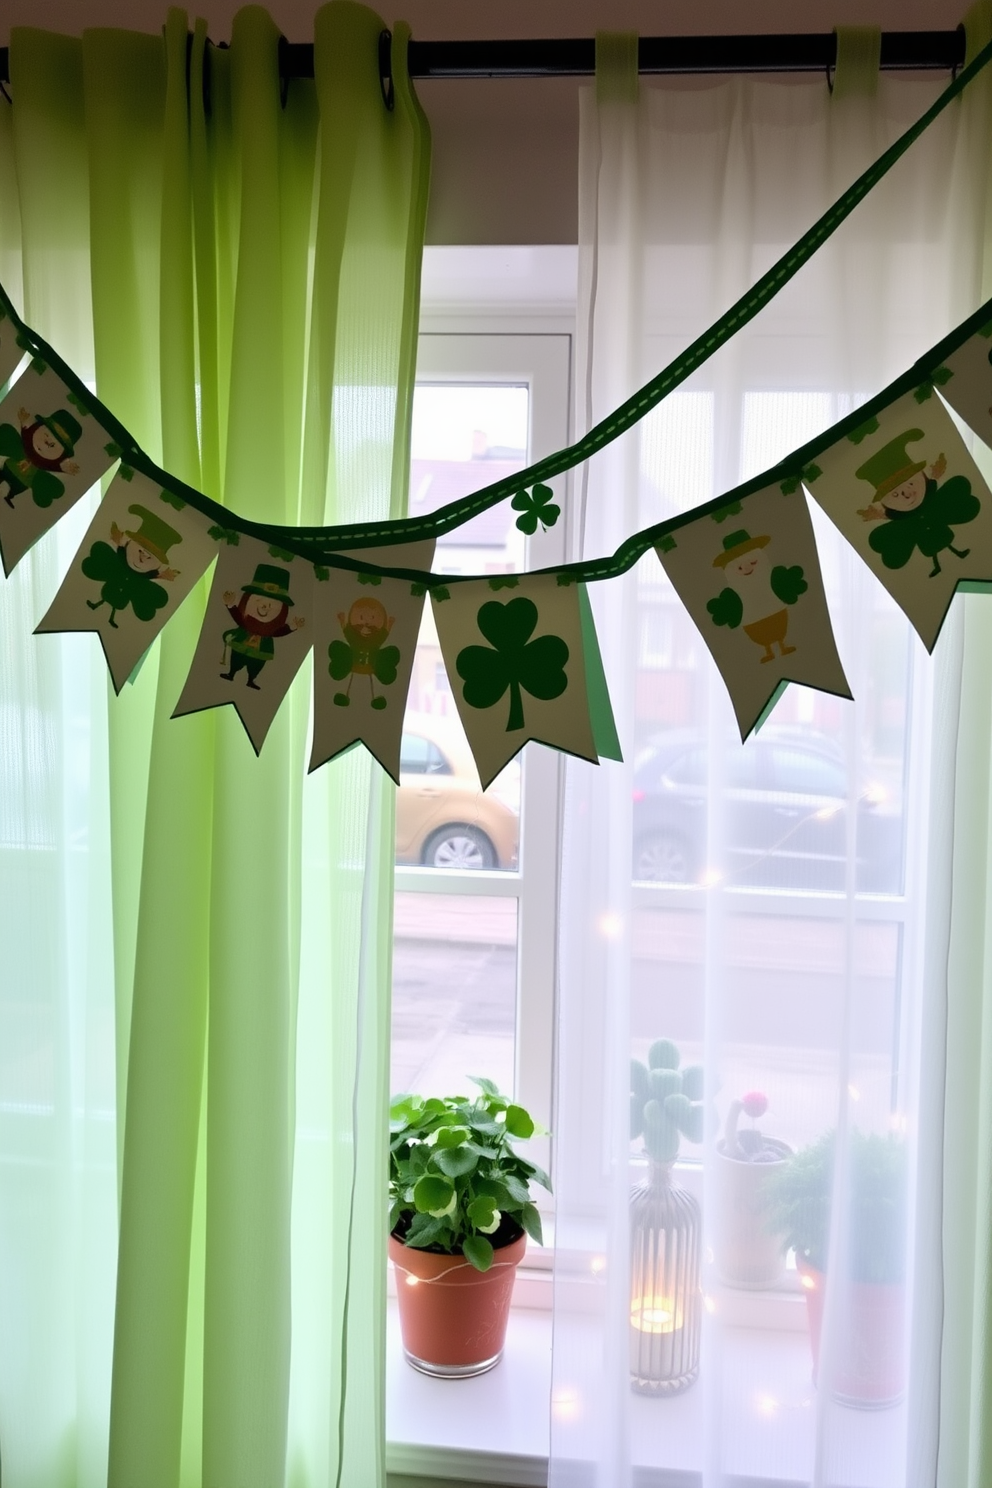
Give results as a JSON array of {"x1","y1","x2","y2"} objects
[{"x1": 0, "y1": 7, "x2": 429, "y2": 1487}]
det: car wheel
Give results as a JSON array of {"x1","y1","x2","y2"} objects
[
  {"x1": 633, "y1": 831, "x2": 692, "y2": 884},
  {"x1": 424, "y1": 825, "x2": 498, "y2": 871}
]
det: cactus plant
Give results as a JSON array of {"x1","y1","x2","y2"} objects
[{"x1": 630, "y1": 1039, "x2": 705, "y2": 1164}]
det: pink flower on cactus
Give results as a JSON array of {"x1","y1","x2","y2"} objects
[{"x1": 741, "y1": 1090, "x2": 768, "y2": 1120}]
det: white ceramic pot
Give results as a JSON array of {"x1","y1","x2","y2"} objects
[{"x1": 713, "y1": 1137, "x2": 791, "y2": 1289}]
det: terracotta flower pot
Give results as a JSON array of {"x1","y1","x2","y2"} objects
[
  {"x1": 389, "y1": 1229, "x2": 527, "y2": 1377},
  {"x1": 797, "y1": 1259, "x2": 905, "y2": 1408},
  {"x1": 713, "y1": 1138, "x2": 792, "y2": 1288}
]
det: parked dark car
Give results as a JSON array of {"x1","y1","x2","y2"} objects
[{"x1": 631, "y1": 728, "x2": 903, "y2": 892}]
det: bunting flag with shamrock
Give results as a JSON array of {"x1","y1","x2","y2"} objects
[
  {"x1": 432, "y1": 573, "x2": 603, "y2": 789},
  {"x1": 0, "y1": 361, "x2": 119, "y2": 575},
  {"x1": 803, "y1": 387, "x2": 992, "y2": 650},
  {"x1": 35, "y1": 471, "x2": 219, "y2": 692},
  {"x1": 656, "y1": 485, "x2": 852, "y2": 739},
  {"x1": 0, "y1": 305, "x2": 26, "y2": 391},
  {"x1": 309, "y1": 539, "x2": 437, "y2": 781},
  {"x1": 173, "y1": 535, "x2": 313, "y2": 753},
  {"x1": 929, "y1": 320, "x2": 992, "y2": 457}
]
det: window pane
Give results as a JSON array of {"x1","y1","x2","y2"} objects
[
  {"x1": 390, "y1": 892, "x2": 518, "y2": 1099},
  {"x1": 399, "y1": 381, "x2": 529, "y2": 870}
]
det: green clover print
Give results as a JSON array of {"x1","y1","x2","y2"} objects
[
  {"x1": 456, "y1": 597, "x2": 569, "y2": 733},
  {"x1": 511, "y1": 483, "x2": 561, "y2": 535}
]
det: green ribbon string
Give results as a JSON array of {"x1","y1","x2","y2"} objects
[{"x1": 2, "y1": 33, "x2": 992, "y2": 583}]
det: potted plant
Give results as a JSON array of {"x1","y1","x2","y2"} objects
[
  {"x1": 714, "y1": 1090, "x2": 792, "y2": 1288},
  {"x1": 628, "y1": 1039, "x2": 705, "y2": 1395},
  {"x1": 388, "y1": 1077, "x2": 550, "y2": 1377},
  {"x1": 766, "y1": 1129, "x2": 907, "y2": 1407}
]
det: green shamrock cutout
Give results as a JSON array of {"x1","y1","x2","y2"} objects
[
  {"x1": 456, "y1": 597, "x2": 569, "y2": 733},
  {"x1": 847, "y1": 417, "x2": 880, "y2": 446},
  {"x1": 712, "y1": 501, "x2": 742, "y2": 524},
  {"x1": 208, "y1": 524, "x2": 240, "y2": 545},
  {"x1": 268, "y1": 544, "x2": 296, "y2": 562},
  {"x1": 160, "y1": 489, "x2": 186, "y2": 511},
  {"x1": 511, "y1": 483, "x2": 560, "y2": 535}
]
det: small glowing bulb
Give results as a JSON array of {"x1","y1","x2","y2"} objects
[
  {"x1": 756, "y1": 1393, "x2": 779, "y2": 1418},
  {"x1": 405, "y1": 1274, "x2": 419, "y2": 1287},
  {"x1": 704, "y1": 1294, "x2": 716, "y2": 1315},
  {"x1": 800, "y1": 1272, "x2": 817, "y2": 1291},
  {"x1": 701, "y1": 868, "x2": 723, "y2": 887},
  {"x1": 597, "y1": 911, "x2": 623, "y2": 940},
  {"x1": 590, "y1": 1255, "x2": 607, "y2": 1275},
  {"x1": 552, "y1": 1389, "x2": 580, "y2": 1422}
]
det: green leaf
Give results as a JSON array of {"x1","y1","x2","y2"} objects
[
  {"x1": 208, "y1": 524, "x2": 240, "y2": 546},
  {"x1": 469, "y1": 1075, "x2": 500, "y2": 1097},
  {"x1": 520, "y1": 1203, "x2": 544, "y2": 1245},
  {"x1": 522, "y1": 1160, "x2": 552, "y2": 1193},
  {"x1": 502, "y1": 1173, "x2": 531, "y2": 1205},
  {"x1": 473, "y1": 1177, "x2": 513, "y2": 1207},
  {"x1": 462, "y1": 1234, "x2": 494, "y2": 1272},
  {"x1": 467, "y1": 1195, "x2": 498, "y2": 1230},
  {"x1": 434, "y1": 1125, "x2": 470, "y2": 1149},
  {"x1": 457, "y1": 597, "x2": 569, "y2": 734},
  {"x1": 404, "y1": 1213, "x2": 447, "y2": 1249},
  {"x1": 159, "y1": 489, "x2": 186, "y2": 511},
  {"x1": 433, "y1": 1145, "x2": 479, "y2": 1178},
  {"x1": 390, "y1": 1092, "x2": 423, "y2": 1120},
  {"x1": 648, "y1": 1039, "x2": 680, "y2": 1071},
  {"x1": 504, "y1": 1104, "x2": 535, "y2": 1139},
  {"x1": 511, "y1": 482, "x2": 560, "y2": 534},
  {"x1": 847, "y1": 417, "x2": 880, "y2": 446},
  {"x1": 412, "y1": 1174, "x2": 455, "y2": 1215}
]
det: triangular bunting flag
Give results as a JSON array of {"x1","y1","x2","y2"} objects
[
  {"x1": 36, "y1": 470, "x2": 219, "y2": 692},
  {"x1": 804, "y1": 387, "x2": 992, "y2": 649},
  {"x1": 433, "y1": 573, "x2": 601, "y2": 789},
  {"x1": 309, "y1": 540, "x2": 436, "y2": 782},
  {"x1": 929, "y1": 320, "x2": 992, "y2": 455},
  {"x1": 0, "y1": 304, "x2": 26, "y2": 390},
  {"x1": 0, "y1": 362, "x2": 119, "y2": 574},
  {"x1": 173, "y1": 534, "x2": 313, "y2": 753},
  {"x1": 656, "y1": 484, "x2": 851, "y2": 739}
]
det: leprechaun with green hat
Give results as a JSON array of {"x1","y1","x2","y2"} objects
[
  {"x1": 0, "y1": 404, "x2": 82, "y2": 509},
  {"x1": 855, "y1": 427, "x2": 979, "y2": 577},
  {"x1": 81, "y1": 504, "x2": 182, "y2": 628},
  {"x1": 707, "y1": 528, "x2": 808, "y2": 663},
  {"x1": 220, "y1": 564, "x2": 305, "y2": 690}
]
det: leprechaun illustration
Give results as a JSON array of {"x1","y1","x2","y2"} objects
[
  {"x1": 220, "y1": 564, "x2": 305, "y2": 690},
  {"x1": 707, "y1": 528, "x2": 808, "y2": 663},
  {"x1": 81, "y1": 505, "x2": 181, "y2": 629},
  {"x1": 0, "y1": 405, "x2": 81, "y2": 509},
  {"x1": 855, "y1": 428, "x2": 980, "y2": 577},
  {"x1": 328, "y1": 596, "x2": 400, "y2": 709}
]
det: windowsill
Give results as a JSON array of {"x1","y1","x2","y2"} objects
[{"x1": 386, "y1": 1289, "x2": 910, "y2": 1488}]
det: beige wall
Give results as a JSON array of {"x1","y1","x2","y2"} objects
[{"x1": 0, "y1": 1, "x2": 971, "y2": 243}]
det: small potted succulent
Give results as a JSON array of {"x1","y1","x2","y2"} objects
[
  {"x1": 388, "y1": 1078, "x2": 550, "y2": 1377},
  {"x1": 628, "y1": 1040, "x2": 705, "y2": 1395},
  {"x1": 766, "y1": 1129, "x2": 907, "y2": 1407},
  {"x1": 714, "y1": 1090, "x2": 792, "y2": 1288}
]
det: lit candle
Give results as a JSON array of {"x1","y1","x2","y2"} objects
[{"x1": 630, "y1": 1295, "x2": 682, "y2": 1334}]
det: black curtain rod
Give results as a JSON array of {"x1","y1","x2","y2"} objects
[{"x1": 0, "y1": 29, "x2": 969, "y2": 88}]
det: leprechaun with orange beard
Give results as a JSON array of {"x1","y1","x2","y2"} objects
[
  {"x1": 0, "y1": 405, "x2": 81, "y2": 508},
  {"x1": 220, "y1": 564, "x2": 305, "y2": 690}
]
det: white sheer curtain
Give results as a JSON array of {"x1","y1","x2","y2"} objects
[{"x1": 551, "y1": 28, "x2": 992, "y2": 1488}]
